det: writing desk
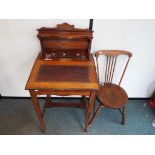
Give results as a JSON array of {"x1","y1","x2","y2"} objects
[{"x1": 25, "y1": 53, "x2": 98, "y2": 132}]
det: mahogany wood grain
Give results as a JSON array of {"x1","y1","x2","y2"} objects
[
  {"x1": 37, "y1": 23, "x2": 93, "y2": 60},
  {"x1": 29, "y1": 90, "x2": 46, "y2": 132},
  {"x1": 85, "y1": 91, "x2": 96, "y2": 132}
]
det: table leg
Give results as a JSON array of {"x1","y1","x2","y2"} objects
[
  {"x1": 85, "y1": 91, "x2": 95, "y2": 132},
  {"x1": 82, "y1": 96, "x2": 87, "y2": 117},
  {"x1": 29, "y1": 90, "x2": 46, "y2": 132},
  {"x1": 42, "y1": 94, "x2": 51, "y2": 118}
]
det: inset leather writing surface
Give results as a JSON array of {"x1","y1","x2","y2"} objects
[
  {"x1": 36, "y1": 65, "x2": 89, "y2": 82},
  {"x1": 25, "y1": 53, "x2": 98, "y2": 90}
]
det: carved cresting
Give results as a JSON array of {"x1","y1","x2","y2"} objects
[{"x1": 57, "y1": 23, "x2": 75, "y2": 29}]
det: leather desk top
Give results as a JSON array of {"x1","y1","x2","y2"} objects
[{"x1": 25, "y1": 53, "x2": 98, "y2": 90}]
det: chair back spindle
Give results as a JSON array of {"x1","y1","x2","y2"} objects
[{"x1": 95, "y1": 50, "x2": 132, "y2": 86}]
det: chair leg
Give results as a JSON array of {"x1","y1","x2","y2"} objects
[
  {"x1": 122, "y1": 107, "x2": 125, "y2": 125},
  {"x1": 93, "y1": 100, "x2": 96, "y2": 115},
  {"x1": 89, "y1": 103, "x2": 103, "y2": 126},
  {"x1": 119, "y1": 106, "x2": 125, "y2": 125}
]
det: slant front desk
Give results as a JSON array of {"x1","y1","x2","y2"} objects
[{"x1": 25, "y1": 23, "x2": 98, "y2": 132}]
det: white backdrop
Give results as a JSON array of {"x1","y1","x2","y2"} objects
[{"x1": 0, "y1": 19, "x2": 155, "y2": 97}]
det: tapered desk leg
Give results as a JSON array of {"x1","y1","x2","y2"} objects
[
  {"x1": 85, "y1": 91, "x2": 95, "y2": 132},
  {"x1": 29, "y1": 90, "x2": 46, "y2": 132}
]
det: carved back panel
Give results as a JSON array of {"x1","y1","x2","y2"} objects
[{"x1": 37, "y1": 23, "x2": 93, "y2": 60}]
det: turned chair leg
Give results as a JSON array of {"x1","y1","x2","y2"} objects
[
  {"x1": 119, "y1": 106, "x2": 125, "y2": 125},
  {"x1": 122, "y1": 107, "x2": 125, "y2": 125},
  {"x1": 89, "y1": 103, "x2": 103, "y2": 125},
  {"x1": 93, "y1": 100, "x2": 96, "y2": 115}
]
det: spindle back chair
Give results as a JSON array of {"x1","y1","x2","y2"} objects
[{"x1": 90, "y1": 50, "x2": 132, "y2": 126}]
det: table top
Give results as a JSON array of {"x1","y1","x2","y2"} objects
[{"x1": 25, "y1": 53, "x2": 98, "y2": 90}]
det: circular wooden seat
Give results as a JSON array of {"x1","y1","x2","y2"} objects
[{"x1": 96, "y1": 83, "x2": 128, "y2": 109}]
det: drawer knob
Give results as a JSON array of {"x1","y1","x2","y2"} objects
[
  {"x1": 51, "y1": 53, "x2": 56, "y2": 56},
  {"x1": 63, "y1": 53, "x2": 66, "y2": 56},
  {"x1": 76, "y1": 53, "x2": 80, "y2": 57}
]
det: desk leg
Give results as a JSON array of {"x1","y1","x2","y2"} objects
[
  {"x1": 85, "y1": 91, "x2": 95, "y2": 132},
  {"x1": 29, "y1": 90, "x2": 46, "y2": 132}
]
